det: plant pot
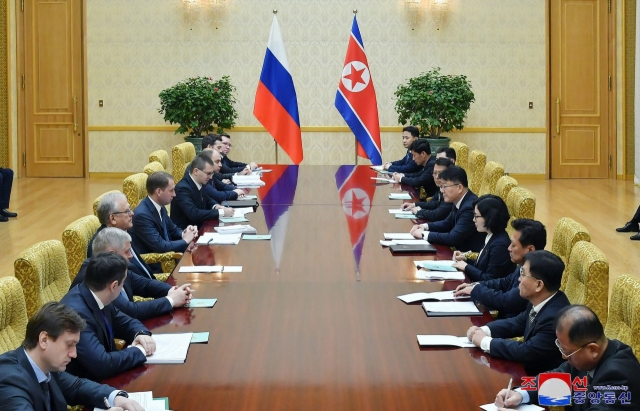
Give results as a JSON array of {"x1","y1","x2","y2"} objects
[
  {"x1": 425, "y1": 136, "x2": 451, "y2": 154},
  {"x1": 185, "y1": 136, "x2": 204, "y2": 155}
]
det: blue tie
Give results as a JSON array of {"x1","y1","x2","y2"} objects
[
  {"x1": 101, "y1": 310, "x2": 114, "y2": 350},
  {"x1": 160, "y1": 207, "x2": 169, "y2": 241}
]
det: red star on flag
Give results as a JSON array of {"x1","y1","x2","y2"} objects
[{"x1": 343, "y1": 64, "x2": 366, "y2": 89}]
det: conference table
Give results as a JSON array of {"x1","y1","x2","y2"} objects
[{"x1": 104, "y1": 165, "x2": 526, "y2": 410}]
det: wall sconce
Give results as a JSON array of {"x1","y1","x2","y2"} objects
[
  {"x1": 431, "y1": 0, "x2": 448, "y2": 30},
  {"x1": 181, "y1": 0, "x2": 229, "y2": 28},
  {"x1": 404, "y1": 0, "x2": 424, "y2": 30}
]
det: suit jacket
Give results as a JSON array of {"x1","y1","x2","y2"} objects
[
  {"x1": 71, "y1": 259, "x2": 172, "y2": 320},
  {"x1": 221, "y1": 155, "x2": 247, "y2": 174},
  {"x1": 0, "y1": 348, "x2": 115, "y2": 411},
  {"x1": 487, "y1": 291, "x2": 570, "y2": 375},
  {"x1": 130, "y1": 196, "x2": 188, "y2": 254},
  {"x1": 527, "y1": 339, "x2": 640, "y2": 410},
  {"x1": 60, "y1": 283, "x2": 148, "y2": 381},
  {"x1": 387, "y1": 150, "x2": 422, "y2": 174},
  {"x1": 184, "y1": 165, "x2": 238, "y2": 203},
  {"x1": 464, "y1": 231, "x2": 515, "y2": 282},
  {"x1": 87, "y1": 225, "x2": 159, "y2": 276},
  {"x1": 415, "y1": 191, "x2": 453, "y2": 222},
  {"x1": 470, "y1": 265, "x2": 529, "y2": 319},
  {"x1": 171, "y1": 174, "x2": 220, "y2": 228},
  {"x1": 400, "y1": 155, "x2": 438, "y2": 198},
  {"x1": 427, "y1": 190, "x2": 487, "y2": 252}
]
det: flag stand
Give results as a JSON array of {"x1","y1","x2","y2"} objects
[
  {"x1": 274, "y1": 139, "x2": 279, "y2": 164},
  {"x1": 354, "y1": 138, "x2": 358, "y2": 165}
]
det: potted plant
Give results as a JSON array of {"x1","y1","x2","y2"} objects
[
  {"x1": 158, "y1": 75, "x2": 238, "y2": 153},
  {"x1": 394, "y1": 67, "x2": 475, "y2": 152}
]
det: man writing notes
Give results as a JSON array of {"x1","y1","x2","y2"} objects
[
  {"x1": 130, "y1": 171, "x2": 198, "y2": 255},
  {"x1": 61, "y1": 252, "x2": 156, "y2": 381},
  {"x1": 171, "y1": 153, "x2": 234, "y2": 228},
  {"x1": 400, "y1": 157, "x2": 454, "y2": 221},
  {"x1": 391, "y1": 139, "x2": 438, "y2": 199},
  {"x1": 380, "y1": 126, "x2": 421, "y2": 173},
  {"x1": 495, "y1": 305, "x2": 640, "y2": 411},
  {"x1": 467, "y1": 250, "x2": 570, "y2": 375},
  {"x1": 454, "y1": 218, "x2": 546, "y2": 319},
  {"x1": 0, "y1": 302, "x2": 144, "y2": 411},
  {"x1": 410, "y1": 165, "x2": 486, "y2": 252}
]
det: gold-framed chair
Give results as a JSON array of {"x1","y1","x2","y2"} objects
[
  {"x1": 605, "y1": 275, "x2": 640, "y2": 359},
  {"x1": 122, "y1": 173, "x2": 148, "y2": 210},
  {"x1": 551, "y1": 217, "x2": 591, "y2": 290},
  {"x1": 561, "y1": 241, "x2": 609, "y2": 328},
  {"x1": 467, "y1": 150, "x2": 486, "y2": 194},
  {"x1": 449, "y1": 141, "x2": 469, "y2": 170},
  {"x1": 62, "y1": 215, "x2": 101, "y2": 281},
  {"x1": 0, "y1": 277, "x2": 28, "y2": 354},
  {"x1": 506, "y1": 186, "x2": 536, "y2": 236},
  {"x1": 493, "y1": 175, "x2": 518, "y2": 203},
  {"x1": 14, "y1": 240, "x2": 71, "y2": 319},
  {"x1": 171, "y1": 142, "x2": 196, "y2": 183},
  {"x1": 93, "y1": 190, "x2": 120, "y2": 217},
  {"x1": 478, "y1": 161, "x2": 505, "y2": 196},
  {"x1": 149, "y1": 149, "x2": 171, "y2": 171},
  {"x1": 144, "y1": 161, "x2": 164, "y2": 176}
]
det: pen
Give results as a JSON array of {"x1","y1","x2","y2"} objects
[
  {"x1": 103, "y1": 397, "x2": 110, "y2": 409},
  {"x1": 505, "y1": 377, "x2": 513, "y2": 403}
]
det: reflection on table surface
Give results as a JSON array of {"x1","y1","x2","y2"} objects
[{"x1": 103, "y1": 165, "x2": 524, "y2": 411}]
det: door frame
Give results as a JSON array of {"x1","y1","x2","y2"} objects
[
  {"x1": 15, "y1": 0, "x2": 88, "y2": 178},
  {"x1": 546, "y1": 0, "x2": 617, "y2": 179}
]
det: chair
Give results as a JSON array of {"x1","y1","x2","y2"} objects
[
  {"x1": 551, "y1": 217, "x2": 591, "y2": 289},
  {"x1": 467, "y1": 150, "x2": 486, "y2": 194},
  {"x1": 0, "y1": 277, "x2": 28, "y2": 354},
  {"x1": 149, "y1": 149, "x2": 171, "y2": 171},
  {"x1": 478, "y1": 161, "x2": 504, "y2": 196},
  {"x1": 506, "y1": 187, "x2": 536, "y2": 236},
  {"x1": 561, "y1": 241, "x2": 609, "y2": 328},
  {"x1": 605, "y1": 275, "x2": 640, "y2": 359},
  {"x1": 62, "y1": 215, "x2": 101, "y2": 281},
  {"x1": 144, "y1": 161, "x2": 164, "y2": 176},
  {"x1": 93, "y1": 190, "x2": 120, "y2": 217},
  {"x1": 493, "y1": 176, "x2": 518, "y2": 203},
  {"x1": 122, "y1": 173, "x2": 148, "y2": 210},
  {"x1": 14, "y1": 240, "x2": 71, "y2": 319},
  {"x1": 449, "y1": 141, "x2": 469, "y2": 170},
  {"x1": 171, "y1": 142, "x2": 196, "y2": 183}
]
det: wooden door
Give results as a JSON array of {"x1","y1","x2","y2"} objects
[
  {"x1": 550, "y1": 0, "x2": 612, "y2": 178},
  {"x1": 22, "y1": 0, "x2": 84, "y2": 177}
]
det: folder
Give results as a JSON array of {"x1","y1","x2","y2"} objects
[
  {"x1": 398, "y1": 291, "x2": 470, "y2": 303},
  {"x1": 413, "y1": 260, "x2": 458, "y2": 272},
  {"x1": 390, "y1": 243, "x2": 437, "y2": 253},
  {"x1": 422, "y1": 301, "x2": 482, "y2": 317},
  {"x1": 416, "y1": 335, "x2": 475, "y2": 348},
  {"x1": 225, "y1": 199, "x2": 258, "y2": 208}
]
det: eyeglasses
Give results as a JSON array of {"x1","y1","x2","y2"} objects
[
  {"x1": 473, "y1": 214, "x2": 483, "y2": 220},
  {"x1": 196, "y1": 168, "x2": 215, "y2": 177},
  {"x1": 519, "y1": 266, "x2": 537, "y2": 279},
  {"x1": 555, "y1": 339, "x2": 595, "y2": 358},
  {"x1": 440, "y1": 183, "x2": 460, "y2": 191},
  {"x1": 111, "y1": 209, "x2": 133, "y2": 216}
]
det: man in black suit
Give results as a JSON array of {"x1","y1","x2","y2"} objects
[
  {"x1": 410, "y1": 165, "x2": 486, "y2": 252},
  {"x1": 391, "y1": 139, "x2": 438, "y2": 199},
  {"x1": 130, "y1": 171, "x2": 198, "y2": 254},
  {"x1": 171, "y1": 153, "x2": 234, "y2": 228},
  {"x1": 467, "y1": 250, "x2": 570, "y2": 375},
  {"x1": 495, "y1": 305, "x2": 640, "y2": 410},
  {"x1": 0, "y1": 302, "x2": 143, "y2": 410},
  {"x1": 380, "y1": 125, "x2": 421, "y2": 173},
  {"x1": 435, "y1": 146, "x2": 457, "y2": 164},
  {"x1": 0, "y1": 167, "x2": 17, "y2": 222},
  {"x1": 75, "y1": 227, "x2": 191, "y2": 320},
  {"x1": 187, "y1": 148, "x2": 250, "y2": 204},
  {"x1": 616, "y1": 205, "x2": 640, "y2": 240},
  {"x1": 454, "y1": 218, "x2": 546, "y2": 319},
  {"x1": 61, "y1": 252, "x2": 156, "y2": 381},
  {"x1": 220, "y1": 133, "x2": 258, "y2": 173},
  {"x1": 400, "y1": 157, "x2": 454, "y2": 221}
]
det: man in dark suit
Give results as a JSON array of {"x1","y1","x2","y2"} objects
[
  {"x1": 202, "y1": 134, "x2": 245, "y2": 183},
  {"x1": 454, "y1": 218, "x2": 546, "y2": 319},
  {"x1": 380, "y1": 126, "x2": 421, "y2": 173},
  {"x1": 0, "y1": 301, "x2": 143, "y2": 410},
  {"x1": 410, "y1": 165, "x2": 486, "y2": 252},
  {"x1": 435, "y1": 146, "x2": 457, "y2": 164},
  {"x1": 171, "y1": 153, "x2": 234, "y2": 228},
  {"x1": 130, "y1": 171, "x2": 198, "y2": 255},
  {"x1": 392, "y1": 139, "x2": 438, "y2": 199},
  {"x1": 0, "y1": 167, "x2": 17, "y2": 222},
  {"x1": 220, "y1": 133, "x2": 258, "y2": 173},
  {"x1": 76, "y1": 227, "x2": 191, "y2": 320},
  {"x1": 467, "y1": 250, "x2": 570, "y2": 375},
  {"x1": 400, "y1": 157, "x2": 454, "y2": 221},
  {"x1": 61, "y1": 252, "x2": 156, "y2": 381},
  {"x1": 186, "y1": 148, "x2": 250, "y2": 204},
  {"x1": 495, "y1": 305, "x2": 640, "y2": 410}
]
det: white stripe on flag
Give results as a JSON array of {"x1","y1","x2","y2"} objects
[{"x1": 267, "y1": 16, "x2": 291, "y2": 72}]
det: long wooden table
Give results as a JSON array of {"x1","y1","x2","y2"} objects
[{"x1": 104, "y1": 165, "x2": 525, "y2": 410}]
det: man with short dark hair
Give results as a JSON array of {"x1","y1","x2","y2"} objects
[
  {"x1": 190, "y1": 148, "x2": 249, "y2": 203},
  {"x1": 61, "y1": 252, "x2": 157, "y2": 381},
  {"x1": 392, "y1": 138, "x2": 438, "y2": 199},
  {"x1": 220, "y1": 133, "x2": 258, "y2": 173},
  {"x1": 410, "y1": 165, "x2": 486, "y2": 251},
  {"x1": 171, "y1": 153, "x2": 234, "y2": 228},
  {"x1": 0, "y1": 167, "x2": 16, "y2": 222},
  {"x1": 0, "y1": 302, "x2": 143, "y2": 410},
  {"x1": 401, "y1": 157, "x2": 454, "y2": 221},
  {"x1": 495, "y1": 305, "x2": 640, "y2": 410},
  {"x1": 467, "y1": 250, "x2": 570, "y2": 375},
  {"x1": 454, "y1": 218, "x2": 546, "y2": 319},
  {"x1": 435, "y1": 147, "x2": 456, "y2": 164},
  {"x1": 381, "y1": 126, "x2": 421, "y2": 173}
]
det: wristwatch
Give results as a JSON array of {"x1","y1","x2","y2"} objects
[
  {"x1": 116, "y1": 391, "x2": 128, "y2": 398},
  {"x1": 134, "y1": 330, "x2": 152, "y2": 339}
]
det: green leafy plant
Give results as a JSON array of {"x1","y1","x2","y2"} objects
[
  {"x1": 394, "y1": 68, "x2": 475, "y2": 138},
  {"x1": 158, "y1": 75, "x2": 238, "y2": 138}
]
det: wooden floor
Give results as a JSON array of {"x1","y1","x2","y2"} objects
[{"x1": 1, "y1": 175, "x2": 640, "y2": 294}]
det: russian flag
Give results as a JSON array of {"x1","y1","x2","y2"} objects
[
  {"x1": 254, "y1": 16, "x2": 303, "y2": 164},
  {"x1": 335, "y1": 16, "x2": 382, "y2": 165}
]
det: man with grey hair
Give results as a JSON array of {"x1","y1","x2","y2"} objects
[{"x1": 73, "y1": 227, "x2": 192, "y2": 320}]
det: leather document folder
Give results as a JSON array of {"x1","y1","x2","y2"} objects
[
  {"x1": 390, "y1": 243, "x2": 437, "y2": 253},
  {"x1": 225, "y1": 199, "x2": 258, "y2": 208}
]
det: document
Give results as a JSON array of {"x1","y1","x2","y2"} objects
[
  {"x1": 380, "y1": 239, "x2": 430, "y2": 247},
  {"x1": 145, "y1": 333, "x2": 192, "y2": 364},
  {"x1": 383, "y1": 233, "x2": 416, "y2": 240},
  {"x1": 397, "y1": 290, "x2": 470, "y2": 303},
  {"x1": 186, "y1": 298, "x2": 217, "y2": 308},
  {"x1": 214, "y1": 225, "x2": 257, "y2": 234},
  {"x1": 480, "y1": 404, "x2": 544, "y2": 411},
  {"x1": 233, "y1": 207, "x2": 254, "y2": 216},
  {"x1": 243, "y1": 195, "x2": 258, "y2": 200},
  {"x1": 178, "y1": 266, "x2": 242, "y2": 273},
  {"x1": 243, "y1": 234, "x2": 272, "y2": 240},
  {"x1": 395, "y1": 214, "x2": 416, "y2": 219},
  {"x1": 371, "y1": 177, "x2": 396, "y2": 183},
  {"x1": 388, "y1": 209, "x2": 413, "y2": 214},
  {"x1": 413, "y1": 260, "x2": 458, "y2": 272},
  {"x1": 223, "y1": 266, "x2": 243, "y2": 272},
  {"x1": 415, "y1": 270, "x2": 465, "y2": 281},
  {"x1": 416, "y1": 335, "x2": 475, "y2": 348},
  {"x1": 369, "y1": 165, "x2": 383, "y2": 171},
  {"x1": 196, "y1": 232, "x2": 242, "y2": 245},
  {"x1": 94, "y1": 391, "x2": 169, "y2": 411},
  {"x1": 389, "y1": 192, "x2": 412, "y2": 200},
  {"x1": 219, "y1": 216, "x2": 249, "y2": 223},
  {"x1": 190, "y1": 332, "x2": 210, "y2": 344},
  {"x1": 422, "y1": 301, "x2": 482, "y2": 316}
]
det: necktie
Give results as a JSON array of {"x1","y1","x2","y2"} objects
[
  {"x1": 40, "y1": 381, "x2": 51, "y2": 411},
  {"x1": 101, "y1": 310, "x2": 114, "y2": 351},
  {"x1": 528, "y1": 308, "x2": 537, "y2": 326},
  {"x1": 160, "y1": 207, "x2": 169, "y2": 241},
  {"x1": 131, "y1": 250, "x2": 153, "y2": 279}
]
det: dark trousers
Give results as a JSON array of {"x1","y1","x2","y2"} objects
[
  {"x1": 632, "y1": 205, "x2": 640, "y2": 223},
  {"x1": 0, "y1": 168, "x2": 13, "y2": 209}
]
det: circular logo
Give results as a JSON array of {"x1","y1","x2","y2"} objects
[
  {"x1": 342, "y1": 188, "x2": 371, "y2": 219},
  {"x1": 341, "y1": 61, "x2": 370, "y2": 93}
]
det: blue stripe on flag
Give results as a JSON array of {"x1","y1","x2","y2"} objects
[
  {"x1": 258, "y1": 49, "x2": 300, "y2": 125},
  {"x1": 351, "y1": 16, "x2": 364, "y2": 49},
  {"x1": 262, "y1": 166, "x2": 299, "y2": 230},
  {"x1": 335, "y1": 165, "x2": 356, "y2": 192},
  {"x1": 335, "y1": 91, "x2": 383, "y2": 165}
]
